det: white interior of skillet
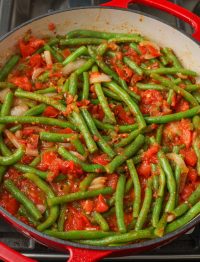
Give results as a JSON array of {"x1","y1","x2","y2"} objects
[{"x1": 0, "y1": 7, "x2": 200, "y2": 80}]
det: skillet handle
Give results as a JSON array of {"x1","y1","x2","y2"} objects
[
  {"x1": 67, "y1": 246, "x2": 113, "y2": 262},
  {"x1": 0, "y1": 242, "x2": 37, "y2": 262},
  {"x1": 101, "y1": 0, "x2": 200, "y2": 41}
]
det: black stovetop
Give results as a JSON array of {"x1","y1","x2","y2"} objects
[{"x1": 0, "y1": 0, "x2": 200, "y2": 261}]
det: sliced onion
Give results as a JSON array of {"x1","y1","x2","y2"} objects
[
  {"x1": 13, "y1": 97, "x2": 37, "y2": 107},
  {"x1": 4, "y1": 129, "x2": 21, "y2": 148},
  {"x1": 32, "y1": 68, "x2": 45, "y2": 81},
  {"x1": 0, "y1": 88, "x2": 11, "y2": 103},
  {"x1": 43, "y1": 50, "x2": 52, "y2": 66},
  {"x1": 10, "y1": 105, "x2": 29, "y2": 116},
  {"x1": 90, "y1": 72, "x2": 111, "y2": 84},
  {"x1": 62, "y1": 59, "x2": 86, "y2": 75},
  {"x1": 70, "y1": 151, "x2": 85, "y2": 161},
  {"x1": 36, "y1": 204, "x2": 46, "y2": 213},
  {"x1": 88, "y1": 177, "x2": 107, "y2": 190},
  {"x1": 166, "y1": 153, "x2": 189, "y2": 174},
  {"x1": 26, "y1": 147, "x2": 39, "y2": 157},
  {"x1": 15, "y1": 130, "x2": 22, "y2": 139},
  {"x1": 41, "y1": 141, "x2": 55, "y2": 149},
  {"x1": 177, "y1": 73, "x2": 188, "y2": 79}
]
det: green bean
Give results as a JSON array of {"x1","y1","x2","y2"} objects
[
  {"x1": 0, "y1": 115, "x2": 76, "y2": 130},
  {"x1": 193, "y1": 91, "x2": 200, "y2": 104},
  {"x1": 151, "y1": 74, "x2": 198, "y2": 106},
  {"x1": 18, "y1": 205, "x2": 39, "y2": 226},
  {"x1": 127, "y1": 159, "x2": 141, "y2": 220},
  {"x1": 9, "y1": 124, "x2": 22, "y2": 133},
  {"x1": 125, "y1": 177, "x2": 133, "y2": 194},
  {"x1": 147, "y1": 67, "x2": 197, "y2": 76},
  {"x1": 15, "y1": 89, "x2": 66, "y2": 112},
  {"x1": 104, "y1": 81, "x2": 146, "y2": 128},
  {"x1": 0, "y1": 135, "x2": 11, "y2": 156},
  {"x1": 185, "y1": 84, "x2": 200, "y2": 92},
  {"x1": 97, "y1": 43, "x2": 108, "y2": 56},
  {"x1": 145, "y1": 105, "x2": 200, "y2": 124},
  {"x1": 40, "y1": 131, "x2": 85, "y2": 155},
  {"x1": 44, "y1": 44, "x2": 64, "y2": 62},
  {"x1": 154, "y1": 213, "x2": 168, "y2": 237},
  {"x1": 136, "y1": 83, "x2": 166, "y2": 91},
  {"x1": 68, "y1": 72, "x2": 78, "y2": 96},
  {"x1": 75, "y1": 58, "x2": 95, "y2": 75},
  {"x1": 58, "y1": 205, "x2": 67, "y2": 231},
  {"x1": 66, "y1": 29, "x2": 143, "y2": 40},
  {"x1": 166, "y1": 201, "x2": 200, "y2": 233},
  {"x1": 115, "y1": 175, "x2": 126, "y2": 233},
  {"x1": 4, "y1": 179, "x2": 42, "y2": 220},
  {"x1": 81, "y1": 109, "x2": 116, "y2": 157},
  {"x1": 115, "y1": 129, "x2": 142, "y2": 148},
  {"x1": 123, "y1": 57, "x2": 143, "y2": 76},
  {"x1": 35, "y1": 87, "x2": 56, "y2": 94},
  {"x1": 48, "y1": 187, "x2": 113, "y2": 206},
  {"x1": 167, "y1": 89, "x2": 174, "y2": 105},
  {"x1": 63, "y1": 79, "x2": 69, "y2": 93},
  {"x1": 82, "y1": 72, "x2": 89, "y2": 100},
  {"x1": 24, "y1": 173, "x2": 59, "y2": 231},
  {"x1": 130, "y1": 42, "x2": 140, "y2": 54},
  {"x1": 156, "y1": 125, "x2": 163, "y2": 145},
  {"x1": 0, "y1": 92, "x2": 13, "y2": 132},
  {"x1": 162, "y1": 48, "x2": 182, "y2": 68},
  {"x1": 193, "y1": 115, "x2": 200, "y2": 130},
  {"x1": 24, "y1": 103, "x2": 46, "y2": 116},
  {"x1": 135, "y1": 178, "x2": 153, "y2": 230},
  {"x1": 34, "y1": 38, "x2": 59, "y2": 54},
  {"x1": 45, "y1": 230, "x2": 115, "y2": 240},
  {"x1": 102, "y1": 88, "x2": 122, "y2": 101},
  {"x1": 0, "y1": 147, "x2": 24, "y2": 165},
  {"x1": 168, "y1": 184, "x2": 200, "y2": 221},
  {"x1": 63, "y1": 46, "x2": 87, "y2": 66},
  {"x1": 0, "y1": 166, "x2": 7, "y2": 183},
  {"x1": 108, "y1": 36, "x2": 143, "y2": 43},
  {"x1": 60, "y1": 38, "x2": 105, "y2": 46},
  {"x1": 193, "y1": 137, "x2": 200, "y2": 176},
  {"x1": 0, "y1": 55, "x2": 20, "y2": 81},
  {"x1": 29, "y1": 155, "x2": 41, "y2": 167},
  {"x1": 58, "y1": 146, "x2": 104, "y2": 173},
  {"x1": 158, "y1": 151, "x2": 176, "y2": 212},
  {"x1": 93, "y1": 212, "x2": 110, "y2": 231},
  {"x1": 79, "y1": 173, "x2": 98, "y2": 191},
  {"x1": 105, "y1": 134, "x2": 145, "y2": 174},
  {"x1": 15, "y1": 164, "x2": 47, "y2": 179},
  {"x1": 93, "y1": 118, "x2": 138, "y2": 133},
  {"x1": 0, "y1": 82, "x2": 16, "y2": 89},
  {"x1": 71, "y1": 111, "x2": 97, "y2": 153}
]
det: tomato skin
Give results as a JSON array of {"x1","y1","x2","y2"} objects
[
  {"x1": 43, "y1": 106, "x2": 59, "y2": 118},
  {"x1": 48, "y1": 22, "x2": 56, "y2": 31},
  {"x1": 29, "y1": 54, "x2": 44, "y2": 68},
  {"x1": 180, "y1": 148, "x2": 197, "y2": 167},
  {"x1": 95, "y1": 194, "x2": 109, "y2": 213},
  {"x1": 92, "y1": 154, "x2": 110, "y2": 166},
  {"x1": 137, "y1": 161, "x2": 151, "y2": 178},
  {"x1": 10, "y1": 76, "x2": 32, "y2": 91}
]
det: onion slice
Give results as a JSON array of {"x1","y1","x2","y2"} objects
[
  {"x1": 32, "y1": 68, "x2": 45, "y2": 81},
  {"x1": 4, "y1": 129, "x2": 21, "y2": 148},
  {"x1": 10, "y1": 105, "x2": 29, "y2": 116},
  {"x1": 89, "y1": 72, "x2": 111, "y2": 84},
  {"x1": 62, "y1": 59, "x2": 86, "y2": 75},
  {"x1": 43, "y1": 50, "x2": 52, "y2": 66}
]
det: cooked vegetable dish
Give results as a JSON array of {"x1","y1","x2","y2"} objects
[{"x1": 0, "y1": 28, "x2": 200, "y2": 246}]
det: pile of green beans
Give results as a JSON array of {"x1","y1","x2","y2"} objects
[{"x1": 0, "y1": 28, "x2": 200, "y2": 247}]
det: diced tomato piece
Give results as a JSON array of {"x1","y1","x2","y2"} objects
[
  {"x1": 39, "y1": 151, "x2": 58, "y2": 171},
  {"x1": 140, "y1": 90, "x2": 164, "y2": 116},
  {"x1": 48, "y1": 22, "x2": 56, "y2": 31},
  {"x1": 21, "y1": 155, "x2": 34, "y2": 164},
  {"x1": 142, "y1": 144, "x2": 159, "y2": 162},
  {"x1": 138, "y1": 43, "x2": 160, "y2": 59},
  {"x1": 88, "y1": 104, "x2": 105, "y2": 121},
  {"x1": 114, "y1": 105, "x2": 134, "y2": 124},
  {"x1": 95, "y1": 194, "x2": 109, "y2": 213},
  {"x1": 76, "y1": 99, "x2": 90, "y2": 107},
  {"x1": 62, "y1": 48, "x2": 71, "y2": 58},
  {"x1": 180, "y1": 148, "x2": 197, "y2": 167},
  {"x1": 113, "y1": 64, "x2": 133, "y2": 82},
  {"x1": 187, "y1": 167, "x2": 198, "y2": 183},
  {"x1": 92, "y1": 154, "x2": 110, "y2": 166},
  {"x1": 181, "y1": 184, "x2": 194, "y2": 201},
  {"x1": 0, "y1": 193, "x2": 19, "y2": 215},
  {"x1": 19, "y1": 37, "x2": 45, "y2": 58},
  {"x1": 137, "y1": 161, "x2": 151, "y2": 178},
  {"x1": 81, "y1": 200, "x2": 94, "y2": 214},
  {"x1": 27, "y1": 134, "x2": 39, "y2": 150},
  {"x1": 175, "y1": 99, "x2": 190, "y2": 112},
  {"x1": 43, "y1": 106, "x2": 59, "y2": 118},
  {"x1": 10, "y1": 76, "x2": 32, "y2": 91},
  {"x1": 29, "y1": 54, "x2": 44, "y2": 68},
  {"x1": 59, "y1": 128, "x2": 74, "y2": 134},
  {"x1": 106, "y1": 173, "x2": 118, "y2": 190}
]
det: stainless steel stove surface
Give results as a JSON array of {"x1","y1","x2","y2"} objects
[{"x1": 0, "y1": 0, "x2": 200, "y2": 261}]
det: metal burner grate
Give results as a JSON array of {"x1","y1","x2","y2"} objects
[{"x1": 0, "y1": 0, "x2": 200, "y2": 261}]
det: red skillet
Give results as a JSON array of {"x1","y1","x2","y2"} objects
[{"x1": 0, "y1": 0, "x2": 200, "y2": 261}]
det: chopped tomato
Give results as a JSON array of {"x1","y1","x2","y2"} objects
[
  {"x1": 48, "y1": 22, "x2": 56, "y2": 31},
  {"x1": 0, "y1": 193, "x2": 19, "y2": 215},
  {"x1": 27, "y1": 134, "x2": 39, "y2": 150},
  {"x1": 43, "y1": 106, "x2": 59, "y2": 118},
  {"x1": 163, "y1": 119, "x2": 192, "y2": 148},
  {"x1": 76, "y1": 99, "x2": 90, "y2": 107},
  {"x1": 92, "y1": 154, "x2": 110, "y2": 166},
  {"x1": 106, "y1": 173, "x2": 118, "y2": 190},
  {"x1": 137, "y1": 161, "x2": 151, "y2": 178},
  {"x1": 62, "y1": 48, "x2": 71, "y2": 58},
  {"x1": 138, "y1": 42, "x2": 160, "y2": 59},
  {"x1": 113, "y1": 63, "x2": 133, "y2": 82},
  {"x1": 140, "y1": 90, "x2": 164, "y2": 116},
  {"x1": 95, "y1": 194, "x2": 109, "y2": 213},
  {"x1": 59, "y1": 128, "x2": 74, "y2": 134},
  {"x1": 180, "y1": 184, "x2": 194, "y2": 201},
  {"x1": 187, "y1": 167, "x2": 198, "y2": 183},
  {"x1": 142, "y1": 144, "x2": 159, "y2": 163},
  {"x1": 175, "y1": 99, "x2": 190, "y2": 112},
  {"x1": 180, "y1": 148, "x2": 197, "y2": 167},
  {"x1": 21, "y1": 155, "x2": 34, "y2": 164},
  {"x1": 29, "y1": 54, "x2": 44, "y2": 68},
  {"x1": 114, "y1": 105, "x2": 134, "y2": 124},
  {"x1": 81, "y1": 200, "x2": 94, "y2": 214},
  {"x1": 19, "y1": 37, "x2": 45, "y2": 58},
  {"x1": 88, "y1": 104, "x2": 105, "y2": 121},
  {"x1": 10, "y1": 76, "x2": 32, "y2": 91}
]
